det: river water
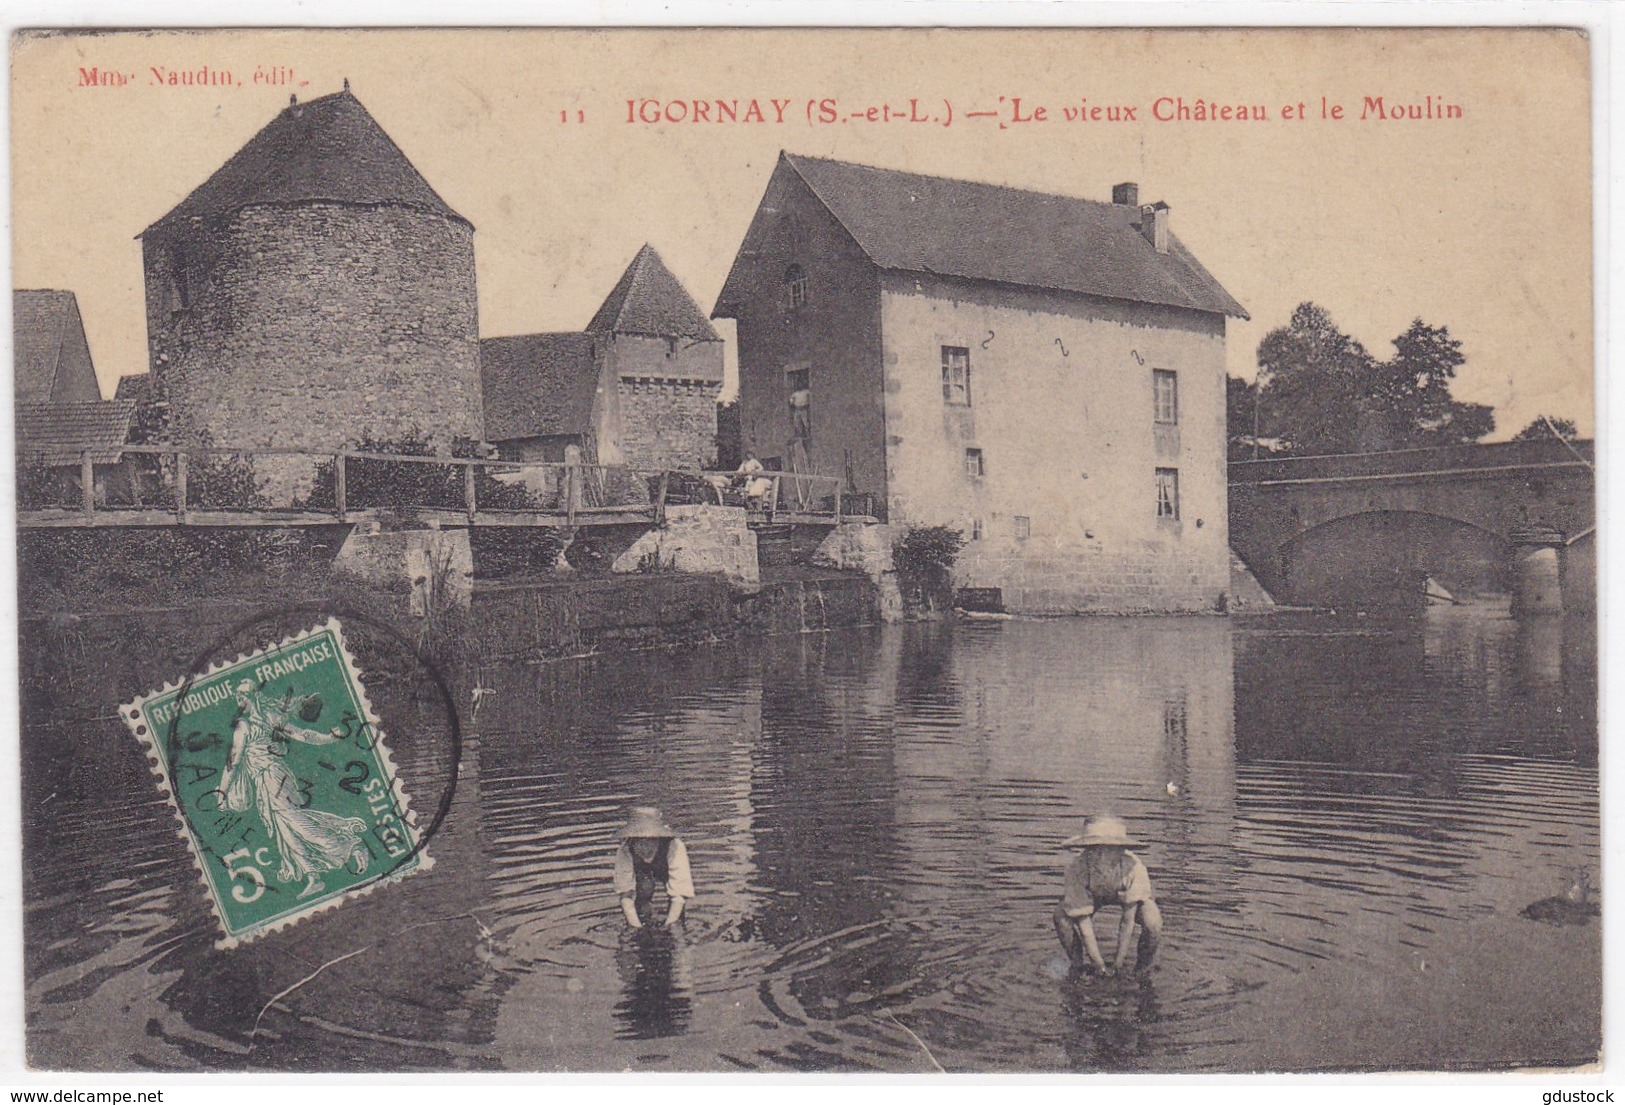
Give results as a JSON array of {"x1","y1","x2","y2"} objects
[{"x1": 22, "y1": 603, "x2": 1600, "y2": 1072}]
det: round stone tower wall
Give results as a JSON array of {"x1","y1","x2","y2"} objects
[{"x1": 144, "y1": 202, "x2": 482, "y2": 500}]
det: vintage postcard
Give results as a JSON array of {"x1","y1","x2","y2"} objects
[{"x1": 9, "y1": 23, "x2": 1599, "y2": 1077}]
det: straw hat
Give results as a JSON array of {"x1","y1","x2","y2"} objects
[
  {"x1": 619, "y1": 806, "x2": 677, "y2": 839},
  {"x1": 1063, "y1": 815, "x2": 1142, "y2": 848}
]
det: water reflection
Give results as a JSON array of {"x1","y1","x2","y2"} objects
[
  {"x1": 22, "y1": 601, "x2": 1598, "y2": 1072},
  {"x1": 1516, "y1": 615, "x2": 1564, "y2": 690},
  {"x1": 614, "y1": 926, "x2": 693, "y2": 1039},
  {"x1": 1058, "y1": 975, "x2": 1161, "y2": 1070}
]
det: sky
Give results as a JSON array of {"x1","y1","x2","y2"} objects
[{"x1": 9, "y1": 26, "x2": 1595, "y2": 438}]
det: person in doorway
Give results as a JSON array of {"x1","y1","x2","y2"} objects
[
  {"x1": 1053, "y1": 815, "x2": 1162, "y2": 975},
  {"x1": 788, "y1": 384, "x2": 812, "y2": 443},
  {"x1": 614, "y1": 807, "x2": 694, "y2": 929}
]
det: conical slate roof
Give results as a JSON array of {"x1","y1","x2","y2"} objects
[
  {"x1": 141, "y1": 89, "x2": 465, "y2": 236},
  {"x1": 586, "y1": 245, "x2": 719, "y2": 341}
]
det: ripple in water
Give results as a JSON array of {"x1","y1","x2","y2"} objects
[{"x1": 23, "y1": 606, "x2": 1598, "y2": 1071}]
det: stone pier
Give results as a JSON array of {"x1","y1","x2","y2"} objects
[
  {"x1": 332, "y1": 523, "x2": 475, "y2": 613},
  {"x1": 1510, "y1": 525, "x2": 1565, "y2": 617},
  {"x1": 610, "y1": 504, "x2": 760, "y2": 591}
]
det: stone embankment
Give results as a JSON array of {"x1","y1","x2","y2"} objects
[{"x1": 466, "y1": 569, "x2": 879, "y2": 663}]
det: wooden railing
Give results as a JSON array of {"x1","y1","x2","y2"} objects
[
  {"x1": 17, "y1": 445, "x2": 868, "y2": 529},
  {"x1": 697, "y1": 470, "x2": 847, "y2": 524}
]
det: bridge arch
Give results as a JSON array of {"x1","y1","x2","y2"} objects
[{"x1": 1271, "y1": 509, "x2": 1512, "y2": 610}]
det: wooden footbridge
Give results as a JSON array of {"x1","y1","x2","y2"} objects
[{"x1": 17, "y1": 444, "x2": 872, "y2": 530}]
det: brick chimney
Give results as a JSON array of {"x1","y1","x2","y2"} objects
[
  {"x1": 1140, "y1": 201, "x2": 1170, "y2": 252},
  {"x1": 1112, "y1": 182, "x2": 1139, "y2": 206}
]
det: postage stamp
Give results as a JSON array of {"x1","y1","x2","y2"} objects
[{"x1": 120, "y1": 617, "x2": 430, "y2": 947}]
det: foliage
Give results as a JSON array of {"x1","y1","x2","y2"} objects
[
  {"x1": 635, "y1": 548, "x2": 674, "y2": 574},
  {"x1": 1226, "y1": 375, "x2": 1269, "y2": 461},
  {"x1": 715, "y1": 398, "x2": 742, "y2": 471},
  {"x1": 177, "y1": 444, "x2": 271, "y2": 511},
  {"x1": 1253, "y1": 302, "x2": 1371, "y2": 455},
  {"x1": 17, "y1": 528, "x2": 323, "y2": 609},
  {"x1": 1513, "y1": 416, "x2": 1579, "y2": 443},
  {"x1": 1248, "y1": 302, "x2": 1494, "y2": 456},
  {"x1": 1362, "y1": 319, "x2": 1494, "y2": 449},
  {"x1": 470, "y1": 528, "x2": 570, "y2": 579},
  {"x1": 17, "y1": 434, "x2": 267, "y2": 513},
  {"x1": 298, "y1": 433, "x2": 541, "y2": 515},
  {"x1": 16, "y1": 455, "x2": 72, "y2": 509},
  {"x1": 893, "y1": 525, "x2": 966, "y2": 613}
]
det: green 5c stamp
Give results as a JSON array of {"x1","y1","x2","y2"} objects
[{"x1": 123, "y1": 618, "x2": 431, "y2": 947}]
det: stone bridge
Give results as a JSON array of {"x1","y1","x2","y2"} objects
[{"x1": 1229, "y1": 439, "x2": 1594, "y2": 613}]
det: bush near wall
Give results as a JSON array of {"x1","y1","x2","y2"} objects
[
  {"x1": 295, "y1": 433, "x2": 569, "y2": 579},
  {"x1": 16, "y1": 456, "x2": 74, "y2": 509},
  {"x1": 297, "y1": 434, "x2": 539, "y2": 515},
  {"x1": 173, "y1": 446, "x2": 270, "y2": 511},
  {"x1": 17, "y1": 527, "x2": 340, "y2": 611},
  {"x1": 893, "y1": 525, "x2": 966, "y2": 614}
]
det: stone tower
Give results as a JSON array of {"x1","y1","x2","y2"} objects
[
  {"x1": 585, "y1": 244, "x2": 723, "y2": 470},
  {"x1": 139, "y1": 88, "x2": 482, "y2": 489}
]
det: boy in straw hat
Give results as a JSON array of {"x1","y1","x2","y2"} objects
[
  {"x1": 1053, "y1": 814, "x2": 1163, "y2": 975},
  {"x1": 614, "y1": 807, "x2": 694, "y2": 929}
]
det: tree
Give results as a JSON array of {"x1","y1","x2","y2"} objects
[
  {"x1": 1253, "y1": 302, "x2": 1371, "y2": 456},
  {"x1": 893, "y1": 525, "x2": 966, "y2": 613},
  {"x1": 1226, "y1": 375, "x2": 1263, "y2": 460},
  {"x1": 1364, "y1": 319, "x2": 1494, "y2": 448},
  {"x1": 1513, "y1": 416, "x2": 1578, "y2": 443},
  {"x1": 1247, "y1": 303, "x2": 1495, "y2": 456}
]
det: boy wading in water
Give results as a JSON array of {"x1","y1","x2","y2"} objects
[
  {"x1": 1053, "y1": 815, "x2": 1163, "y2": 976},
  {"x1": 614, "y1": 807, "x2": 694, "y2": 929}
]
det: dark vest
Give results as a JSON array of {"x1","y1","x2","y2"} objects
[{"x1": 630, "y1": 838, "x2": 672, "y2": 903}]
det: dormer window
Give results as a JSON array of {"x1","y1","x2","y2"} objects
[{"x1": 784, "y1": 264, "x2": 808, "y2": 310}]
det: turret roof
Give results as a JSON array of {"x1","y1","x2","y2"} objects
[
  {"x1": 141, "y1": 89, "x2": 465, "y2": 236},
  {"x1": 587, "y1": 245, "x2": 720, "y2": 341}
]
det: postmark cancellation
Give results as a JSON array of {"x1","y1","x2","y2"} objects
[{"x1": 120, "y1": 617, "x2": 430, "y2": 947}]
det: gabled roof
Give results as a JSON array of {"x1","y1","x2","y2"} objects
[
  {"x1": 14, "y1": 290, "x2": 97, "y2": 402},
  {"x1": 587, "y1": 244, "x2": 720, "y2": 341},
  {"x1": 15, "y1": 399, "x2": 136, "y2": 465},
  {"x1": 715, "y1": 152, "x2": 1247, "y2": 320},
  {"x1": 479, "y1": 333, "x2": 599, "y2": 442},
  {"x1": 142, "y1": 89, "x2": 465, "y2": 237}
]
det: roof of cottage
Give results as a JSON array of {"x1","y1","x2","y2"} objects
[
  {"x1": 715, "y1": 152, "x2": 1247, "y2": 319},
  {"x1": 587, "y1": 244, "x2": 720, "y2": 341},
  {"x1": 141, "y1": 89, "x2": 466, "y2": 236},
  {"x1": 478, "y1": 333, "x2": 599, "y2": 443},
  {"x1": 15, "y1": 399, "x2": 137, "y2": 466}
]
